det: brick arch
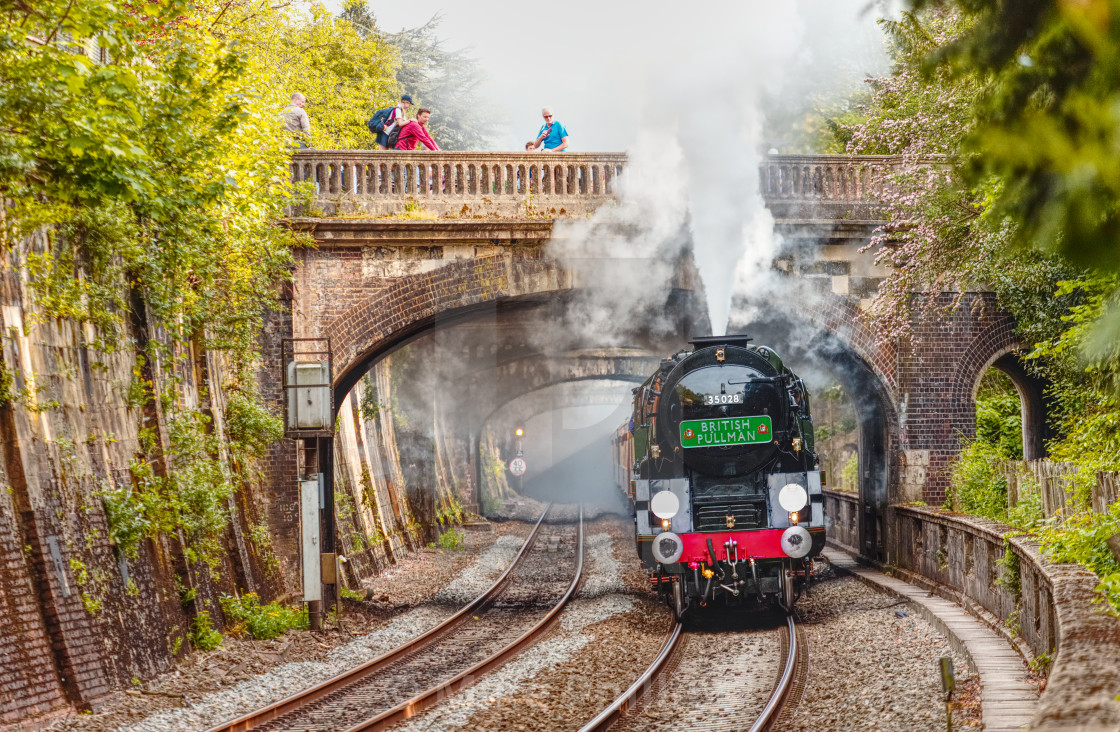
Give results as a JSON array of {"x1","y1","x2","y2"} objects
[
  {"x1": 963, "y1": 343, "x2": 1053, "y2": 462},
  {"x1": 488, "y1": 379, "x2": 637, "y2": 432},
  {"x1": 949, "y1": 304, "x2": 1022, "y2": 411},
  {"x1": 790, "y1": 286, "x2": 899, "y2": 396},
  {"x1": 731, "y1": 285, "x2": 901, "y2": 560},
  {"x1": 472, "y1": 359, "x2": 652, "y2": 433},
  {"x1": 467, "y1": 351, "x2": 657, "y2": 422},
  {"x1": 324, "y1": 254, "x2": 570, "y2": 402}
]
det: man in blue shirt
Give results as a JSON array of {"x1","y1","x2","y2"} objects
[{"x1": 533, "y1": 107, "x2": 569, "y2": 152}]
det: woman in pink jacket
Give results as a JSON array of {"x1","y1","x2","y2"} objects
[{"x1": 395, "y1": 108, "x2": 440, "y2": 151}]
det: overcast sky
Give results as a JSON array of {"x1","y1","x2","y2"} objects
[{"x1": 320, "y1": 0, "x2": 901, "y2": 151}]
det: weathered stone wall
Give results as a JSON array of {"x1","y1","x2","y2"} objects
[
  {"x1": 883, "y1": 506, "x2": 1120, "y2": 730},
  {"x1": 0, "y1": 235, "x2": 284, "y2": 725}
]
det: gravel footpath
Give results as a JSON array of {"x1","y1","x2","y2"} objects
[{"x1": 784, "y1": 571, "x2": 980, "y2": 731}]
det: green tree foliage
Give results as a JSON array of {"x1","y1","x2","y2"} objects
[
  {"x1": 226, "y1": 0, "x2": 400, "y2": 148},
  {"x1": 0, "y1": 0, "x2": 397, "y2": 570},
  {"x1": 383, "y1": 14, "x2": 490, "y2": 151},
  {"x1": 910, "y1": 0, "x2": 1120, "y2": 273},
  {"x1": 1029, "y1": 276, "x2": 1120, "y2": 472},
  {"x1": 949, "y1": 440, "x2": 1010, "y2": 517},
  {"x1": 840, "y1": 6, "x2": 1120, "y2": 613},
  {"x1": 0, "y1": 0, "x2": 299, "y2": 352},
  {"x1": 839, "y1": 10, "x2": 1084, "y2": 346},
  {"x1": 908, "y1": 0, "x2": 1120, "y2": 373},
  {"x1": 975, "y1": 369, "x2": 1024, "y2": 459}
]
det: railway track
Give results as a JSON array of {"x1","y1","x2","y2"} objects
[
  {"x1": 580, "y1": 612, "x2": 803, "y2": 732},
  {"x1": 206, "y1": 503, "x2": 584, "y2": 732}
]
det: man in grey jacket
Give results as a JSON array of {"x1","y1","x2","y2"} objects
[{"x1": 283, "y1": 92, "x2": 311, "y2": 147}]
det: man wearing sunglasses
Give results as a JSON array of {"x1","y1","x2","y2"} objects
[{"x1": 533, "y1": 107, "x2": 569, "y2": 152}]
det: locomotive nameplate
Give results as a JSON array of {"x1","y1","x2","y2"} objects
[{"x1": 679, "y1": 416, "x2": 773, "y2": 448}]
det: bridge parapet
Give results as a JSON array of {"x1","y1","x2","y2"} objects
[
  {"x1": 291, "y1": 150, "x2": 901, "y2": 220},
  {"x1": 292, "y1": 150, "x2": 626, "y2": 218}
]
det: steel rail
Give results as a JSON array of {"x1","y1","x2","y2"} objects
[
  {"x1": 576, "y1": 618, "x2": 683, "y2": 732},
  {"x1": 748, "y1": 613, "x2": 799, "y2": 732},
  {"x1": 343, "y1": 504, "x2": 584, "y2": 732},
  {"x1": 205, "y1": 503, "x2": 555, "y2": 732}
]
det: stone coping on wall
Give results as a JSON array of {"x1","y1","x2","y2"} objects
[
  {"x1": 287, "y1": 218, "x2": 558, "y2": 246},
  {"x1": 884, "y1": 505, "x2": 1120, "y2": 730}
]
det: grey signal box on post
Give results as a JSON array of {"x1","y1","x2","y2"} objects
[
  {"x1": 287, "y1": 361, "x2": 331, "y2": 430},
  {"x1": 281, "y1": 339, "x2": 334, "y2": 439}
]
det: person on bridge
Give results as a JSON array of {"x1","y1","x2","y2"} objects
[
  {"x1": 532, "y1": 108, "x2": 569, "y2": 152},
  {"x1": 282, "y1": 92, "x2": 311, "y2": 148},
  {"x1": 395, "y1": 108, "x2": 440, "y2": 151},
  {"x1": 377, "y1": 93, "x2": 413, "y2": 149}
]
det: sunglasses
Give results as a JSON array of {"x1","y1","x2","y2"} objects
[{"x1": 543, "y1": 115, "x2": 553, "y2": 119}]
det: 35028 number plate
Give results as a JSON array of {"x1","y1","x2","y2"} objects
[
  {"x1": 679, "y1": 416, "x2": 773, "y2": 448},
  {"x1": 702, "y1": 393, "x2": 743, "y2": 405}
]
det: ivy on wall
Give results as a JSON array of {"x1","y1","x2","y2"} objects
[{"x1": 0, "y1": 1, "x2": 398, "y2": 584}]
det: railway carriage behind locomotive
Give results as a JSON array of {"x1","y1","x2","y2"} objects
[{"x1": 614, "y1": 335, "x2": 825, "y2": 616}]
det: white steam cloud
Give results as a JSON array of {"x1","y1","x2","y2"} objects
[
  {"x1": 538, "y1": 1, "x2": 890, "y2": 338},
  {"x1": 326, "y1": 0, "x2": 894, "y2": 339}
]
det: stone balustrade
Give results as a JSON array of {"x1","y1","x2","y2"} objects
[
  {"x1": 761, "y1": 154, "x2": 900, "y2": 202},
  {"x1": 290, "y1": 150, "x2": 901, "y2": 218},
  {"x1": 291, "y1": 150, "x2": 627, "y2": 218}
]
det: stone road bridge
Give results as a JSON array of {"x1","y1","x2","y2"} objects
[{"x1": 267, "y1": 150, "x2": 1048, "y2": 564}]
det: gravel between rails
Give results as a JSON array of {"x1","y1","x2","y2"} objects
[
  {"x1": 609, "y1": 619, "x2": 782, "y2": 732},
  {"x1": 784, "y1": 572, "x2": 977, "y2": 731},
  {"x1": 118, "y1": 532, "x2": 532, "y2": 732},
  {"x1": 390, "y1": 522, "x2": 673, "y2": 732}
]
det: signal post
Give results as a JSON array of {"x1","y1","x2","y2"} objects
[{"x1": 282, "y1": 339, "x2": 335, "y2": 631}]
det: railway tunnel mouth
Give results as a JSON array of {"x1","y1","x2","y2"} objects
[
  {"x1": 727, "y1": 308, "x2": 897, "y2": 561},
  {"x1": 326, "y1": 291, "x2": 701, "y2": 550}
]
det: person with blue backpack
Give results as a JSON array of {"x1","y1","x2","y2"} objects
[{"x1": 368, "y1": 94, "x2": 413, "y2": 149}]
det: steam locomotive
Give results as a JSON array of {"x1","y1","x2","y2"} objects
[{"x1": 613, "y1": 335, "x2": 824, "y2": 616}]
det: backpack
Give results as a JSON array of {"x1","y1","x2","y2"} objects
[
  {"x1": 367, "y1": 106, "x2": 395, "y2": 134},
  {"x1": 385, "y1": 125, "x2": 401, "y2": 149}
]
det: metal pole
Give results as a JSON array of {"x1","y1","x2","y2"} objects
[{"x1": 319, "y1": 436, "x2": 336, "y2": 620}]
